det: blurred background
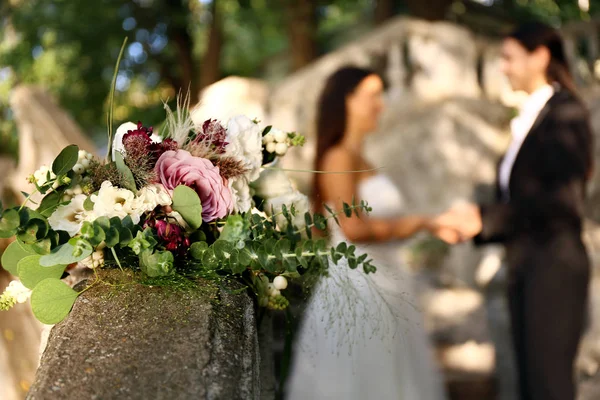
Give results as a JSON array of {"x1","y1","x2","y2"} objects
[{"x1": 4, "y1": 1, "x2": 600, "y2": 400}]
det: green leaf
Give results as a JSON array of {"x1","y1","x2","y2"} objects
[
  {"x1": 139, "y1": 250, "x2": 175, "y2": 277},
  {"x1": 30, "y1": 238, "x2": 52, "y2": 255},
  {"x1": 18, "y1": 255, "x2": 66, "y2": 289},
  {"x1": 104, "y1": 227, "x2": 120, "y2": 248},
  {"x1": 94, "y1": 217, "x2": 110, "y2": 232},
  {"x1": 31, "y1": 278, "x2": 78, "y2": 324},
  {"x1": 220, "y1": 215, "x2": 249, "y2": 243},
  {"x1": 114, "y1": 152, "x2": 137, "y2": 191},
  {"x1": 52, "y1": 145, "x2": 79, "y2": 176},
  {"x1": 172, "y1": 185, "x2": 203, "y2": 230},
  {"x1": 190, "y1": 242, "x2": 208, "y2": 260},
  {"x1": 39, "y1": 241, "x2": 92, "y2": 267},
  {"x1": 0, "y1": 208, "x2": 19, "y2": 236},
  {"x1": 83, "y1": 196, "x2": 94, "y2": 212},
  {"x1": 343, "y1": 202, "x2": 352, "y2": 218},
  {"x1": 18, "y1": 218, "x2": 49, "y2": 244},
  {"x1": 237, "y1": 248, "x2": 252, "y2": 267},
  {"x1": 1, "y1": 240, "x2": 35, "y2": 275},
  {"x1": 38, "y1": 191, "x2": 64, "y2": 217},
  {"x1": 118, "y1": 228, "x2": 133, "y2": 246},
  {"x1": 202, "y1": 248, "x2": 219, "y2": 270}
]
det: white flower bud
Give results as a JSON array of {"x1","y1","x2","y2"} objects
[
  {"x1": 85, "y1": 152, "x2": 93, "y2": 160},
  {"x1": 81, "y1": 159, "x2": 90, "y2": 169},
  {"x1": 273, "y1": 130, "x2": 288, "y2": 143},
  {"x1": 275, "y1": 142, "x2": 288, "y2": 156},
  {"x1": 267, "y1": 284, "x2": 280, "y2": 298},
  {"x1": 52, "y1": 181, "x2": 60, "y2": 190},
  {"x1": 266, "y1": 142, "x2": 277, "y2": 153},
  {"x1": 78, "y1": 150, "x2": 87, "y2": 159},
  {"x1": 73, "y1": 163, "x2": 85, "y2": 174},
  {"x1": 273, "y1": 276, "x2": 288, "y2": 290},
  {"x1": 262, "y1": 134, "x2": 274, "y2": 144},
  {"x1": 73, "y1": 186, "x2": 83, "y2": 195}
]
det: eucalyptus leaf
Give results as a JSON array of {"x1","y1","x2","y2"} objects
[
  {"x1": 39, "y1": 242, "x2": 92, "y2": 267},
  {"x1": 114, "y1": 152, "x2": 137, "y2": 191},
  {"x1": 1, "y1": 240, "x2": 35, "y2": 275},
  {"x1": 190, "y1": 242, "x2": 208, "y2": 260},
  {"x1": 31, "y1": 278, "x2": 79, "y2": 324},
  {"x1": 52, "y1": 145, "x2": 79, "y2": 176},
  {"x1": 18, "y1": 255, "x2": 66, "y2": 289},
  {"x1": 0, "y1": 208, "x2": 19, "y2": 235},
  {"x1": 140, "y1": 250, "x2": 175, "y2": 277},
  {"x1": 83, "y1": 196, "x2": 94, "y2": 212},
  {"x1": 38, "y1": 191, "x2": 64, "y2": 217},
  {"x1": 172, "y1": 185, "x2": 202, "y2": 230},
  {"x1": 104, "y1": 227, "x2": 120, "y2": 248}
]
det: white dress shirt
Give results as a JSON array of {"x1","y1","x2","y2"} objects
[{"x1": 498, "y1": 84, "x2": 555, "y2": 199}]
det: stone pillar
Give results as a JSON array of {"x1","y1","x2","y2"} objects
[{"x1": 27, "y1": 271, "x2": 261, "y2": 400}]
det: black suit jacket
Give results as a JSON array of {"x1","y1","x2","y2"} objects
[{"x1": 475, "y1": 89, "x2": 594, "y2": 244}]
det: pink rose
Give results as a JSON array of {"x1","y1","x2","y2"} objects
[{"x1": 155, "y1": 149, "x2": 233, "y2": 222}]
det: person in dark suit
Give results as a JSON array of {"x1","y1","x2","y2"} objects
[{"x1": 442, "y1": 22, "x2": 594, "y2": 400}]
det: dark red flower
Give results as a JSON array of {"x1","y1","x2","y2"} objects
[
  {"x1": 193, "y1": 119, "x2": 229, "y2": 154},
  {"x1": 155, "y1": 219, "x2": 189, "y2": 253},
  {"x1": 150, "y1": 138, "x2": 179, "y2": 162}
]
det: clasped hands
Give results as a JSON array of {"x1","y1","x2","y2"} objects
[{"x1": 426, "y1": 203, "x2": 483, "y2": 244}]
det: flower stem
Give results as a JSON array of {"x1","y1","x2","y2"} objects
[{"x1": 111, "y1": 247, "x2": 124, "y2": 272}]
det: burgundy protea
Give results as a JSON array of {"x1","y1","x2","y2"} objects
[
  {"x1": 184, "y1": 119, "x2": 229, "y2": 159},
  {"x1": 150, "y1": 138, "x2": 179, "y2": 162}
]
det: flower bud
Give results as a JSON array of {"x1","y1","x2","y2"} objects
[
  {"x1": 273, "y1": 130, "x2": 287, "y2": 143},
  {"x1": 266, "y1": 142, "x2": 277, "y2": 153},
  {"x1": 275, "y1": 143, "x2": 288, "y2": 155},
  {"x1": 273, "y1": 276, "x2": 288, "y2": 290},
  {"x1": 73, "y1": 164, "x2": 85, "y2": 174}
]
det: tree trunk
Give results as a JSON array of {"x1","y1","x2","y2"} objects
[
  {"x1": 374, "y1": 0, "x2": 396, "y2": 25},
  {"x1": 285, "y1": 0, "x2": 318, "y2": 71},
  {"x1": 402, "y1": 0, "x2": 454, "y2": 21},
  {"x1": 199, "y1": 0, "x2": 224, "y2": 90},
  {"x1": 165, "y1": 0, "x2": 199, "y2": 104}
]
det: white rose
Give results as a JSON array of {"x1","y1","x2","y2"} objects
[
  {"x1": 253, "y1": 168, "x2": 294, "y2": 200},
  {"x1": 265, "y1": 190, "x2": 310, "y2": 231},
  {"x1": 135, "y1": 184, "x2": 172, "y2": 213},
  {"x1": 229, "y1": 176, "x2": 252, "y2": 213},
  {"x1": 225, "y1": 115, "x2": 263, "y2": 182},
  {"x1": 48, "y1": 194, "x2": 95, "y2": 237},
  {"x1": 91, "y1": 181, "x2": 141, "y2": 223},
  {"x1": 112, "y1": 122, "x2": 138, "y2": 160}
]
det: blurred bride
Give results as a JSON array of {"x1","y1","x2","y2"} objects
[{"x1": 286, "y1": 66, "x2": 452, "y2": 399}]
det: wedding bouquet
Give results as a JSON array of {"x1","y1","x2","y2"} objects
[{"x1": 0, "y1": 97, "x2": 375, "y2": 325}]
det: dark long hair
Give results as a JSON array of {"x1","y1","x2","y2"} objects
[
  {"x1": 508, "y1": 22, "x2": 577, "y2": 95},
  {"x1": 312, "y1": 66, "x2": 375, "y2": 202}
]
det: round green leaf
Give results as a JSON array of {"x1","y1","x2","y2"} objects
[
  {"x1": 0, "y1": 208, "x2": 20, "y2": 234},
  {"x1": 52, "y1": 145, "x2": 79, "y2": 176},
  {"x1": 172, "y1": 185, "x2": 203, "y2": 230},
  {"x1": 31, "y1": 278, "x2": 78, "y2": 324},
  {"x1": 17, "y1": 255, "x2": 66, "y2": 289},
  {"x1": 39, "y1": 241, "x2": 92, "y2": 267},
  {"x1": 1, "y1": 240, "x2": 35, "y2": 275}
]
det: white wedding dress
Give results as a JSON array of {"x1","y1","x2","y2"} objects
[{"x1": 286, "y1": 174, "x2": 447, "y2": 400}]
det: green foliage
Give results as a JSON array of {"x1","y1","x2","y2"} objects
[
  {"x1": 52, "y1": 145, "x2": 79, "y2": 176},
  {"x1": 17, "y1": 255, "x2": 66, "y2": 289},
  {"x1": 171, "y1": 185, "x2": 203, "y2": 230},
  {"x1": 1, "y1": 240, "x2": 35, "y2": 275},
  {"x1": 113, "y1": 151, "x2": 137, "y2": 191},
  {"x1": 39, "y1": 240, "x2": 92, "y2": 267},
  {"x1": 31, "y1": 278, "x2": 79, "y2": 324}
]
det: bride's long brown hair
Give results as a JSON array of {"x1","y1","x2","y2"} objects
[{"x1": 312, "y1": 66, "x2": 375, "y2": 206}]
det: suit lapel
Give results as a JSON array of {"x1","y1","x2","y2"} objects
[{"x1": 503, "y1": 91, "x2": 560, "y2": 194}]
